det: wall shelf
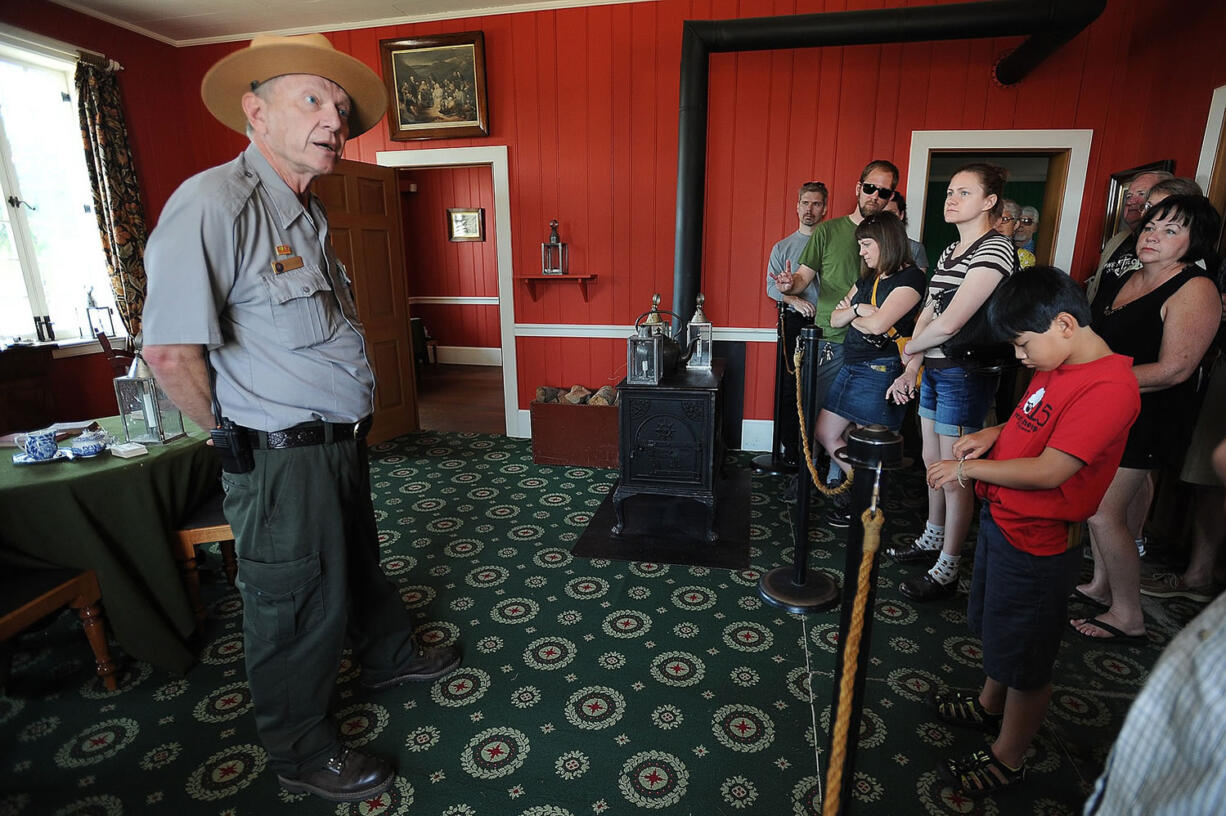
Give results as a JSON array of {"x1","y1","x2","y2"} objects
[{"x1": 516, "y1": 273, "x2": 596, "y2": 302}]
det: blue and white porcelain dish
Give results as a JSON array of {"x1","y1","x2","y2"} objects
[{"x1": 12, "y1": 449, "x2": 69, "y2": 465}]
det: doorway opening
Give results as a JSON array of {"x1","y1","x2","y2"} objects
[
  {"x1": 377, "y1": 145, "x2": 523, "y2": 437},
  {"x1": 920, "y1": 152, "x2": 1062, "y2": 268},
  {"x1": 905, "y1": 129, "x2": 1093, "y2": 275},
  {"x1": 396, "y1": 164, "x2": 503, "y2": 434}
]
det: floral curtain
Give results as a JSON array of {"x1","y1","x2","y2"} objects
[{"x1": 74, "y1": 59, "x2": 148, "y2": 338}]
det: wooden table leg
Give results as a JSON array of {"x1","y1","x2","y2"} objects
[{"x1": 76, "y1": 602, "x2": 118, "y2": 691}]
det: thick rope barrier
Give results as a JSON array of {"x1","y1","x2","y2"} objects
[
  {"x1": 792, "y1": 343, "x2": 852, "y2": 497},
  {"x1": 821, "y1": 505, "x2": 885, "y2": 816}
]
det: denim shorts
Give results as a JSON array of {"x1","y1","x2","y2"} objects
[
  {"x1": 824, "y1": 356, "x2": 905, "y2": 430},
  {"x1": 917, "y1": 365, "x2": 998, "y2": 437},
  {"x1": 967, "y1": 505, "x2": 1082, "y2": 690}
]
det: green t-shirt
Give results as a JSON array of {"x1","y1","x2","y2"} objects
[{"x1": 796, "y1": 215, "x2": 860, "y2": 344}]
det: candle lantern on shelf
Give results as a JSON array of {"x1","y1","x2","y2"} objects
[
  {"x1": 113, "y1": 355, "x2": 185, "y2": 445},
  {"x1": 541, "y1": 219, "x2": 568, "y2": 275}
]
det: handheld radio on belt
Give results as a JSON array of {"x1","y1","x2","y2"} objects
[{"x1": 205, "y1": 351, "x2": 254, "y2": 474}]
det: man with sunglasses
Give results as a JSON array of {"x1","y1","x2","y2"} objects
[
  {"x1": 766, "y1": 181, "x2": 828, "y2": 465},
  {"x1": 773, "y1": 159, "x2": 900, "y2": 506},
  {"x1": 1013, "y1": 206, "x2": 1040, "y2": 253}
]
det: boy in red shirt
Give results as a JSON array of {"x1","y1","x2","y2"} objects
[{"x1": 924, "y1": 266, "x2": 1140, "y2": 797}]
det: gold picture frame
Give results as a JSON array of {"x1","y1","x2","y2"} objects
[
  {"x1": 380, "y1": 32, "x2": 489, "y2": 141},
  {"x1": 447, "y1": 208, "x2": 485, "y2": 242}
]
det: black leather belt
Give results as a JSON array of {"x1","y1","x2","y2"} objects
[{"x1": 246, "y1": 417, "x2": 372, "y2": 450}]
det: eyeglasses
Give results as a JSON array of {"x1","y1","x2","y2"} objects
[
  {"x1": 1123, "y1": 189, "x2": 1149, "y2": 201},
  {"x1": 1018, "y1": 217, "x2": 1035, "y2": 226},
  {"x1": 860, "y1": 182, "x2": 895, "y2": 201},
  {"x1": 999, "y1": 216, "x2": 1017, "y2": 224}
]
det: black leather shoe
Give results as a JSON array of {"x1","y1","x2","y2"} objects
[
  {"x1": 886, "y1": 541, "x2": 943, "y2": 565},
  {"x1": 899, "y1": 572, "x2": 957, "y2": 602},
  {"x1": 362, "y1": 644, "x2": 462, "y2": 690},
  {"x1": 277, "y1": 747, "x2": 393, "y2": 802}
]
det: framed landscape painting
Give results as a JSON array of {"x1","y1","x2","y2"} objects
[{"x1": 380, "y1": 31, "x2": 489, "y2": 141}]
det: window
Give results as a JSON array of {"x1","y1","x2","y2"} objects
[{"x1": 0, "y1": 40, "x2": 118, "y2": 344}]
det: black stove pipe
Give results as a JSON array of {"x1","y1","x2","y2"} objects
[{"x1": 672, "y1": 0, "x2": 1105, "y2": 333}]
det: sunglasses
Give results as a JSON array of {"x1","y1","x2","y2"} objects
[
  {"x1": 859, "y1": 182, "x2": 895, "y2": 201},
  {"x1": 1018, "y1": 217, "x2": 1035, "y2": 225}
]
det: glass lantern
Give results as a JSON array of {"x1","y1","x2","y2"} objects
[
  {"x1": 113, "y1": 354, "x2": 185, "y2": 445},
  {"x1": 627, "y1": 327, "x2": 664, "y2": 385},
  {"x1": 541, "y1": 219, "x2": 568, "y2": 275},
  {"x1": 686, "y1": 293, "x2": 713, "y2": 369}
]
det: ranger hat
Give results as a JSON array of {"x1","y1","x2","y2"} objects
[{"x1": 201, "y1": 33, "x2": 386, "y2": 136}]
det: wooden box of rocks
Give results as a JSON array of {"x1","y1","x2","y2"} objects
[{"x1": 530, "y1": 384, "x2": 618, "y2": 468}]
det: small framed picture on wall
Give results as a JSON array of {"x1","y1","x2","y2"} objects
[{"x1": 447, "y1": 208, "x2": 485, "y2": 242}]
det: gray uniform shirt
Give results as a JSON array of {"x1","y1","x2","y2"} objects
[
  {"x1": 143, "y1": 144, "x2": 375, "y2": 431},
  {"x1": 766, "y1": 229, "x2": 819, "y2": 310}
]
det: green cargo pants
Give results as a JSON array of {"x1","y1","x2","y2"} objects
[{"x1": 221, "y1": 438, "x2": 418, "y2": 776}]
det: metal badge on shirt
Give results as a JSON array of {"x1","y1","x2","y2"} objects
[{"x1": 271, "y1": 244, "x2": 304, "y2": 275}]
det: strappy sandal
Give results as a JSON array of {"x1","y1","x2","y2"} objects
[
  {"x1": 932, "y1": 689, "x2": 1003, "y2": 732},
  {"x1": 940, "y1": 747, "x2": 1025, "y2": 798}
]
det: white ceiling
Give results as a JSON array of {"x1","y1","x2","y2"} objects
[{"x1": 49, "y1": 0, "x2": 649, "y2": 47}]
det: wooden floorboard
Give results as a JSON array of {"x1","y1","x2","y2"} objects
[{"x1": 416, "y1": 364, "x2": 505, "y2": 435}]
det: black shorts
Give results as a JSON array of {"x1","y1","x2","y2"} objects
[{"x1": 967, "y1": 504, "x2": 1082, "y2": 690}]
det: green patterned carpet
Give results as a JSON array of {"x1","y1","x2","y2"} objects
[{"x1": 0, "y1": 431, "x2": 1201, "y2": 815}]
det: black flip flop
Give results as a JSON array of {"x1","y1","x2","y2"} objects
[
  {"x1": 1068, "y1": 588, "x2": 1109, "y2": 609},
  {"x1": 1069, "y1": 617, "x2": 1145, "y2": 643}
]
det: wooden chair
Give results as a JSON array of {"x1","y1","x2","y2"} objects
[
  {"x1": 96, "y1": 331, "x2": 135, "y2": 377},
  {"x1": 0, "y1": 568, "x2": 119, "y2": 691},
  {"x1": 172, "y1": 489, "x2": 238, "y2": 626}
]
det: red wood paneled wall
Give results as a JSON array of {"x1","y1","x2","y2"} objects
[
  {"x1": 400, "y1": 167, "x2": 500, "y2": 349},
  {"x1": 6, "y1": 0, "x2": 1226, "y2": 422}
]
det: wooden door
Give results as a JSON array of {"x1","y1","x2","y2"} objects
[{"x1": 315, "y1": 159, "x2": 418, "y2": 444}]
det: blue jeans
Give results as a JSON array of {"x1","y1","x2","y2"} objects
[{"x1": 917, "y1": 365, "x2": 997, "y2": 436}]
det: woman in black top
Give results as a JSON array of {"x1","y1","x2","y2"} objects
[
  {"x1": 1072, "y1": 195, "x2": 1222, "y2": 641},
  {"x1": 815, "y1": 212, "x2": 925, "y2": 479}
]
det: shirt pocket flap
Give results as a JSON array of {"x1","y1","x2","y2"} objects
[{"x1": 265, "y1": 266, "x2": 332, "y2": 305}]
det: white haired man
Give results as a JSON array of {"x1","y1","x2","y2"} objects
[{"x1": 142, "y1": 34, "x2": 461, "y2": 802}]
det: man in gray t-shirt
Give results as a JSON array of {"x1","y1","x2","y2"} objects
[
  {"x1": 142, "y1": 34, "x2": 459, "y2": 803},
  {"x1": 765, "y1": 181, "x2": 826, "y2": 464}
]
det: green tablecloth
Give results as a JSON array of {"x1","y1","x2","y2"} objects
[{"x1": 0, "y1": 417, "x2": 220, "y2": 673}]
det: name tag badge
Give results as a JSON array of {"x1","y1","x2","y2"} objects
[{"x1": 271, "y1": 256, "x2": 304, "y2": 274}]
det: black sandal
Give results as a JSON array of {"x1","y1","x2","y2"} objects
[
  {"x1": 940, "y1": 748, "x2": 1025, "y2": 797},
  {"x1": 932, "y1": 689, "x2": 1003, "y2": 732}
]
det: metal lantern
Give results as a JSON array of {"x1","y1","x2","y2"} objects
[
  {"x1": 686, "y1": 293, "x2": 713, "y2": 369},
  {"x1": 627, "y1": 326, "x2": 664, "y2": 385},
  {"x1": 113, "y1": 354, "x2": 185, "y2": 445},
  {"x1": 541, "y1": 219, "x2": 568, "y2": 275},
  {"x1": 627, "y1": 294, "x2": 682, "y2": 385}
]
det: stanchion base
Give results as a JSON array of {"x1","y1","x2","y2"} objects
[
  {"x1": 758, "y1": 567, "x2": 840, "y2": 614},
  {"x1": 751, "y1": 453, "x2": 796, "y2": 476}
]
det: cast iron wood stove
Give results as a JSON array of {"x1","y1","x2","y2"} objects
[{"x1": 612, "y1": 360, "x2": 725, "y2": 542}]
